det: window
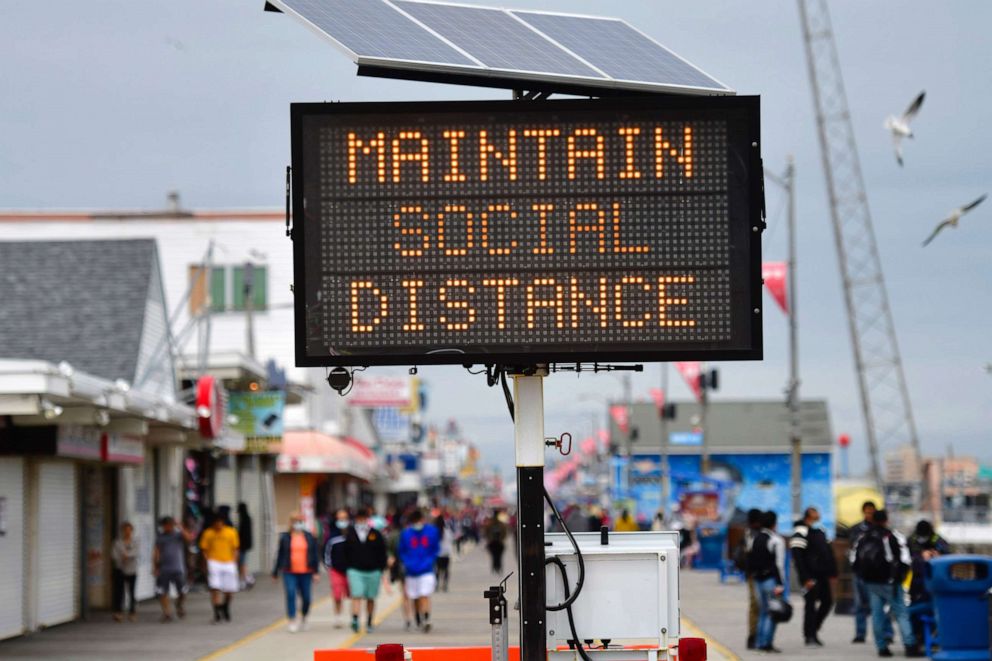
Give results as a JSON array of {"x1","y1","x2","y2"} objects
[
  {"x1": 188, "y1": 264, "x2": 267, "y2": 314},
  {"x1": 188, "y1": 265, "x2": 226, "y2": 314},
  {"x1": 232, "y1": 265, "x2": 267, "y2": 311}
]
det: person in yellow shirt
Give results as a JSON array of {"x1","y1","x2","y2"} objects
[
  {"x1": 614, "y1": 509, "x2": 640, "y2": 532},
  {"x1": 200, "y1": 513, "x2": 240, "y2": 623}
]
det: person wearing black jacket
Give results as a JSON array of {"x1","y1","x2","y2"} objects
[
  {"x1": 272, "y1": 513, "x2": 320, "y2": 633},
  {"x1": 789, "y1": 507, "x2": 837, "y2": 647},
  {"x1": 849, "y1": 500, "x2": 892, "y2": 644},
  {"x1": 343, "y1": 508, "x2": 388, "y2": 633},
  {"x1": 237, "y1": 502, "x2": 254, "y2": 590},
  {"x1": 748, "y1": 511, "x2": 786, "y2": 653},
  {"x1": 851, "y1": 510, "x2": 924, "y2": 658}
]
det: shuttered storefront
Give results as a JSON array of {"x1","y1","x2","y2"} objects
[
  {"x1": 0, "y1": 458, "x2": 26, "y2": 640},
  {"x1": 34, "y1": 461, "x2": 79, "y2": 628}
]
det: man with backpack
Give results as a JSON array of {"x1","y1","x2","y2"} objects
[
  {"x1": 747, "y1": 510, "x2": 786, "y2": 653},
  {"x1": 850, "y1": 500, "x2": 893, "y2": 645},
  {"x1": 851, "y1": 509, "x2": 924, "y2": 658},
  {"x1": 789, "y1": 507, "x2": 837, "y2": 647}
]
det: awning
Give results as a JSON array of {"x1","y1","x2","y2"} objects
[{"x1": 275, "y1": 430, "x2": 377, "y2": 481}]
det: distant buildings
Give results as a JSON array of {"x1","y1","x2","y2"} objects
[{"x1": 608, "y1": 399, "x2": 834, "y2": 534}]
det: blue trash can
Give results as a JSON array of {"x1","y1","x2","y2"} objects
[
  {"x1": 695, "y1": 524, "x2": 726, "y2": 570},
  {"x1": 924, "y1": 555, "x2": 992, "y2": 661}
]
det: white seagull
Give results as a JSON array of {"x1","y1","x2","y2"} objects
[
  {"x1": 884, "y1": 91, "x2": 925, "y2": 166},
  {"x1": 922, "y1": 194, "x2": 987, "y2": 247}
]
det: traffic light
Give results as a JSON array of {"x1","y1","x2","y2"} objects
[{"x1": 697, "y1": 369, "x2": 719, "y2": 392}]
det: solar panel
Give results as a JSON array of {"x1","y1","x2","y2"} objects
[
  {"x1": 267, "y1": 0, "x2": 733, "y2": 96},
  {"x1": 512, "y1": 11, "x2": 728, "y2": 92},
  {"x1": 393, "y1": 1, "x2": 605, "y2": 80},
  {"x1": 268, "y1": 0, "x2": 479, "y2": 67}
]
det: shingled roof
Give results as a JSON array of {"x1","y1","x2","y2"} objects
[
  {"x1": 611, "y1": 399, "x2": 834, "y2": 454},
  {"x1": 0, "y1": 239, "x2": 162, "y2": 385}
]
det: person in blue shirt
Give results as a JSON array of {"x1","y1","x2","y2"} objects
[{"x1": 398, "y1": 509, "x2": 440, "y2": 632}]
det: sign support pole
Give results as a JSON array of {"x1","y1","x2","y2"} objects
[{"x1": 513, "y1": 370, "x2": 547, "y2": 661}]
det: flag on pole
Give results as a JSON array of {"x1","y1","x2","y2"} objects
[
  {"x1": 762, "y1": 261, "x2": 789, "y2": 314},
  {"x1": 649, "y1": 388, "x2": 665, "y2": 415},
  {"x1": 675, "y1": 362, "x2": 703, "y2": 402},
  {"x1": 609, "y1": 404, "x2": 630, "y2": 433}
]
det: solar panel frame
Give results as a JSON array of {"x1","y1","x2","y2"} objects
[{"x1": 510, "y1": 8, "x2": 733, "y2": 95}]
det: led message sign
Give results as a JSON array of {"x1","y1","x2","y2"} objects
[{"x1": 292, "y1": 97, "x2": 762, "y2": 366}]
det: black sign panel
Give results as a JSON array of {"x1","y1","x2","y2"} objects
[{"x1": 292, "y1": 97, "x2": 762, "y2": 366}]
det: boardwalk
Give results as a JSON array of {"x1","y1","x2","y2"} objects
[{"x1": 0, "y1": 544, "x2": 898, "y2": 660}]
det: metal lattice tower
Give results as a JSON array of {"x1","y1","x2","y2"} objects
[{"x1": 797, "y1": 0, "x2": 922, "y2": 489}]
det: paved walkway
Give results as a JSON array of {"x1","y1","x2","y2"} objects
[{"x1": 0, "y1": 547, "x2": 895, "y2": 661}]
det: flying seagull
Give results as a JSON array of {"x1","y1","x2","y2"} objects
[
  {"x1": 922, "y1": 194, "x2": 987, "y2": 247},
  {"x1": 884, "y1": 91, "x2": 925, "y2": 166}
]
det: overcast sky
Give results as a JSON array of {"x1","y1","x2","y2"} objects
[{"x1": 3, "y1": 1, "x2": 990, "y2": 479}]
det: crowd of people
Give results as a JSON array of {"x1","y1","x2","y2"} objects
[
  {"x1": 107, "y1": 500, "x2": 510, "y2": 635},
  {"x1": 736, "y1": 500, "x2": 950, "y2": 657}
]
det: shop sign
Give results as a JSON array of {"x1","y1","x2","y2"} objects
[
  {"x1": 346, "y1": 376, "x2": 413, "y2": 408},
  {"x1": 229, "y1": 391, "x2": 285, "y2": 440},
  {"x1": 56, "y1": 425, "x2": 103, "y2": 460},
  {"x1": 102, "y1": 433, "x2": 144, "y2": 464}
]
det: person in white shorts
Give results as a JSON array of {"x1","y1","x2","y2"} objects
[
  {"x1": 398, "y1": 510, "x2": 440, "y2": 632},
  {"x1": 200, "y1": 514, "x2": 240, "y2": 623}
]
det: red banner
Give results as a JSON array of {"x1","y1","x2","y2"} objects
[
  {"x1": 675, "y1": 362, "x2": 703, "y2": 402},
  {"x1": 649, "y1": 388, "x2": 665, "y2": 415},
  {"x1": 762, "y1": 261, "x2": 789, "y2": 315},
  {"x1": 609, "y1": 404, "x2": 630, "y2": 433}
]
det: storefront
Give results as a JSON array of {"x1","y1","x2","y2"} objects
[
  {"x1": 0, "y1": 361, "x2": 195, "y2": 640},
  {"x1": 274, "y1": 430, "x2": 377, "y2": 537}
]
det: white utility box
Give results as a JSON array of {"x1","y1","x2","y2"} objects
[{"x1": 545, "y1": 531, "x2": 681, "y2": 659}]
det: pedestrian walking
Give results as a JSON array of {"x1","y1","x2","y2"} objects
[
  {"x1": 153, "y1": 516, "x2": 194, "y2": 622},
  {"x1": 237, "y1": 502, "x2": 255, "y2": 590},
  {"x1": 738, "y1": 508, "x2": 763, "y2": 650},
  {"x1": 748, "y1": 511, "x2": 786, "y2": 653},
  {"x1": 850, "y1": 500, "x2": 893, "y2": 645},
  {"x1": 399, "y1": 509, "x2": 441, "y2": 633},
  {"x1": 323, "y1": 508, "x2": 351, "y2": 629},
  {"x1": 484, "y1": 512, "x2": 509, "y2": 575},
  {"x1": 111, "y1": 521, "x2": 139, "y2": 622},
  {"x1": 790, "y1": 506, "x2": 837, "y2": 647},
  {"x1": 343, "y1": 507, "x2": 388, "y2": 633},
  {"x1": 613, "y1": 509, "x2": 639, "y2": 532},
  {"x1": 200, "y1": 513, "x2": 240, "y2": 623},
  {"x1": 386, "y1": 512, "x2": 415, "y2": 631},
  {"x1": 434, "y1": 513, "x2": 453, "y2": 592},
  {"x1": 851, "y1": 509, "x2": 924, "y2": 658},
  {"x1": 272, "y1": 513, "x2": 320, "y2": 633}
]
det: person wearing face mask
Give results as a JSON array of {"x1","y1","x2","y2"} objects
[
  {"x1": 272, "y1": 513, "x2": 320, "y2": 633},
  {"x1": 323, "y1": 508, "x2": 351, "y2": 629},
  {"x1": 343, "y1": 507, "x2": 388, "y2": 633},
  {"x1": 790, "y1": 506, "x2": 837, "y2": 647}
]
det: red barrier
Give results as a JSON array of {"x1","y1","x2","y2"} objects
[{"x1": 315, "y1": 647, "x2": 521, "y2": 661}]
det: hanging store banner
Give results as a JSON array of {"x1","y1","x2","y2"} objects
[
  {"x1": 56, "y1": 425, "x2": 103, "y2": 460},
  {"x1": 292, "y1": 97, "x2": 763, "y2": 366},
  {"x1": 761, "y1": 261, "x2": 789, "y2": 314},
  {"x1": 102, "y1": 433, "x2": 145, "y2": 464},
  {"x1": 228, "y1": 391, "x2": 285, "y2": 452},
  {"x1": 675, "y1": 361, "x2": 704, "y2": 402}
]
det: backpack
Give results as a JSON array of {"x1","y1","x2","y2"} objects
[
  {"x1": 855, "y1": 529, "x2": 891, "y2": 581},
  {"x1": 732, "y1": 535, "x2": 749, "y2": 572},
  {"x1": 747, "y1": 531, "x2": 775, "y2": 578}
]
